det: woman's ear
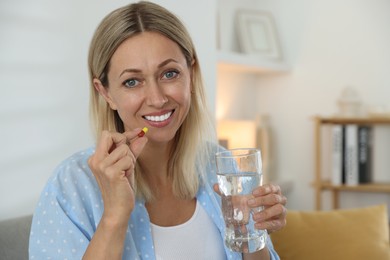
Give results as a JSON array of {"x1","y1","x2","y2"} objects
[{"x1": 93, "y1": 78, "x2": 118, "y2": 110}]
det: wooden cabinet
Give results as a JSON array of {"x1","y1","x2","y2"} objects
[{"x1": 313, "y1": 116, "x2": 390, "y2": 210}]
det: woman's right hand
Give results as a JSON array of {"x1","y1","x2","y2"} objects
[{"x1": 88, "y1": 129, "x2": 148, "y2": 224}]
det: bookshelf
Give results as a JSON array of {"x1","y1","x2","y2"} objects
[{"x1": 313, "y1": 116, "x2": 390, "y2": 210}]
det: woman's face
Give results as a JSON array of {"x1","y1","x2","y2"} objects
[{"x1": 95, "y1": 32, "x2": 192, "y2": 144}]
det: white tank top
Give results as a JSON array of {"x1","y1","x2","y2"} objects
[{"x1": 150, "y1": 200, "x2": 226, "y2": 260}]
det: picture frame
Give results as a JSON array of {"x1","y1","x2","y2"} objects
[{"x1": 236, "y1": 9, "x2": 282, "y2": 60}]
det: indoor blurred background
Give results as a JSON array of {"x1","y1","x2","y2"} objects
[{"x1": 1, "y1": 0, "x2": 389, "y2": 221}]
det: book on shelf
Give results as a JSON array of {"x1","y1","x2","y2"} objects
[
  {"x1": 358, "y1": 126, "x2": 373, "y2": 183},
  {"x1": 345, "y1": 124, "x2": 358, "y2": 186},
  {"x1": 331, "y1": 125, "x2": 344, "y2": 185},
  {"x1": 331, "y1": 124, "x2": 373, "y2": 186}
]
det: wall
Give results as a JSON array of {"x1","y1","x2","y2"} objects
[
  {"x1": 218, "y1": 0, "x2": 390, "y2": 210},
  {"x1": 0, "y1": 0, "x2": 216, "y2": 220}
]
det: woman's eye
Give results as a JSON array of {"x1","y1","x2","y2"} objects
[
  {"x1": 162, "y1": 70, "x2": 179, "y2": 80},
  {"x1": 123, "y1": 78, "x2": 139, "y2": 88}
]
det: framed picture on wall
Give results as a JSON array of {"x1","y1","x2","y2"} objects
[{"x1": 236, "y1": 9, "x2": 282, "y2": 60}]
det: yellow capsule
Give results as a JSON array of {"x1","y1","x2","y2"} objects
[{"x1": 138, "y1": 127, "x2": 148, "y2": 137}]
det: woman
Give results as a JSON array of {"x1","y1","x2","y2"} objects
[{"x1": 29, "y1": 2, "x2": 287, "y2": 259}]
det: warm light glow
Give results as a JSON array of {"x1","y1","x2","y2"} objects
[{"x1": 217, "y1": 120, "x2": 257, "y2": 149}]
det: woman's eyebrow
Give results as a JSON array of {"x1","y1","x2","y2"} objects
[
  {"x1": 119, "y1": 68, "x2": 141, "y2": 78},
  {"x1": 158, "y1": 58, "x2": 179, "y2": 68},
  {"x1": 119, "y1": 59, "x2": 179, "y2": 78}
]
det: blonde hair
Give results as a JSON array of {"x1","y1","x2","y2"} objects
[{"x1": 88, "y1": 1, "x2": 215, "y2": 201}]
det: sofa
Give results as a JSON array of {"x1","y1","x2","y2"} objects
[
  {"x1": 0, "y1": 215, "x2": 32, "y2": 260},
  {"x1": 271, "y1": 204, "x2": 390, "y2": 260}
]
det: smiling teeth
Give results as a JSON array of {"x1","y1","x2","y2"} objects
[{"x1": 144, "y1": 111, "x2": 172, "y2": 122}]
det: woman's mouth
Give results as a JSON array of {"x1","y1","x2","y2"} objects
[{"x1": 143, "y1": 110, "x2": 174, "y2": 122}]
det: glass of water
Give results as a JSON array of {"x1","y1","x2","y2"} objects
[{"x1": 215, "y1": 148, "x2": 267, "y2": 253}]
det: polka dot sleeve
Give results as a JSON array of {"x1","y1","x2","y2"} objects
[{"x1": 29, "y1": 148, "x2": 102, "y2": 259}]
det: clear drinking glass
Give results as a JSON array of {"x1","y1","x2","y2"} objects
[{"x1": 215, "y1": 148, "x2": 266, "y2": 253}]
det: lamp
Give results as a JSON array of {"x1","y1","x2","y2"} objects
[{"x1": 217, "y1": 120, "x2": 256, "y2": 149}]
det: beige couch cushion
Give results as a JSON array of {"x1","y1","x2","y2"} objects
[{"x1": 271, "y1": 204, "x2": 390, "y2": 260}]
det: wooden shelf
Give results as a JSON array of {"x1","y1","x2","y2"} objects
[
  {"x1": 315, "y1": 181, "x2": 390, "y2": 193},
  {"x1": 314, "y1": 116, "x2": 390, "y2": 125},
  {"x1": 313, "y1": 115, "x2": 390, "y2": 210},
  {"x1": 217, "y1": 51, "x2": 290, "y2": 74}
]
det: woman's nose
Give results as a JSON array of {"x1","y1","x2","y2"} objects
[{"x1": 145, "y1": 80, "x2": 168, "y2": 108}]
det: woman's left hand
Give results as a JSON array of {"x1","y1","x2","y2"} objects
[
  {"x1": 248, "y1": 184, "x2": 287, "y2": 233},
  {"x1": 213, "y1": 183, "x2": 287, "y2": 234}
]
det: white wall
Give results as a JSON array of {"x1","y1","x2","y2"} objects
[
  {"x1": 218, "y1": 0, "x2": 390, "y2": 211},
  {"x1": 0, "y1": 0, "x2": 216, "y2": 220}
]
